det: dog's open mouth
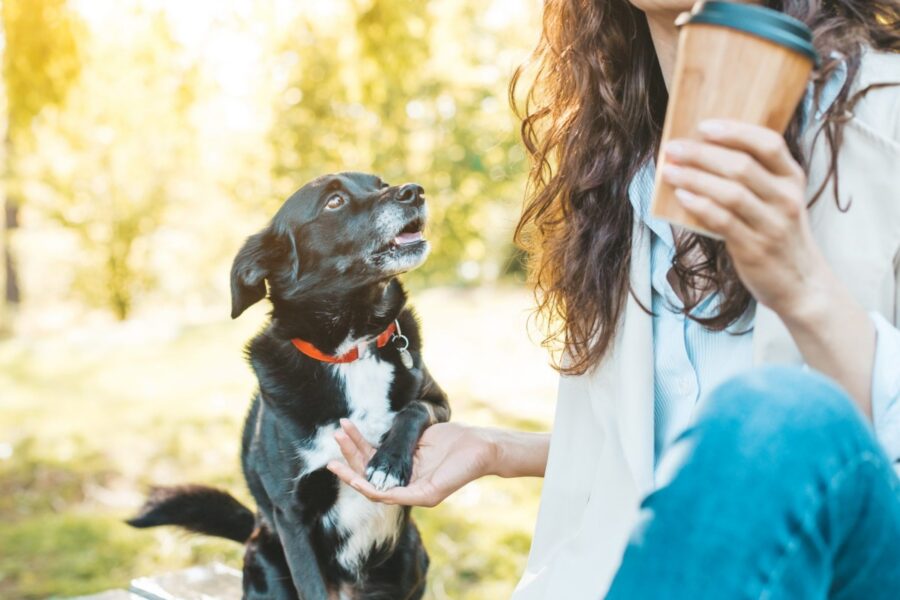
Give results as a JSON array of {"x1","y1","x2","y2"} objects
[
  {"x1": 375, "y1": 217, "x2": 426, "y2": 255},
  {"x1": 372, "y1": 213, "x2": 430, "y2": 272},
  {"x1": 392, "y1": 218, "x2": 425, "y2": 248}
]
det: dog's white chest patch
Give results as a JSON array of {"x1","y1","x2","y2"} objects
[
  {"x1": 296, "y1": 355, "x2": 402, "y2": 572},
  {"x1": 337, "y1": 356, "x2": 398, "y2": 442},
  {"x1": 298, "y1": 357, "x2": 397, "y2": 474},
  {"x1": 327, "y1": 479, "x2": 403, "y2": 574}
]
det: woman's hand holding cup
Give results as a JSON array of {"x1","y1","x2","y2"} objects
[{"x1": 660, "y1": 118, "x2": 834, "y2": 323}]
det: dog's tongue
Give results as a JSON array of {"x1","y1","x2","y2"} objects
[{"x1": 394, "y1": 231, "x2": 423, "y2": 245}]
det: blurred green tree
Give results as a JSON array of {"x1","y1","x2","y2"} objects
[
  {"x1": 1, "y1": 0, "x2": 81, "y2": 332},
  {"x1": 24, "y1": 7, "x2": 198, "y2": 320}
]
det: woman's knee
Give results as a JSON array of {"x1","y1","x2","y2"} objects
[{"x1": 694, "y1": 365, "x2": 870, "y2": 463}]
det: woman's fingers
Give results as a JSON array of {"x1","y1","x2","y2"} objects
[
  {"x1": 673, "y1": 187, "x2": 762, "y2": 249},
  {"x1": 664, "y1": 139, "x2": 788, "y2": 207},
  {"x1": 340, "y1": 419, "x2": 376, "y2": 457},
  {"x1": 325, "y1": 461, "x2": 396, "y2": 502},
  {"x1": 332, "y1": 419, "x2": 376, "y2": 474},
  {"x1": 327, "y1": 460, "x2": 371, "y2": 490},
  {"x1": 661, "y1": 123, "x2": 808, "y2": 251},
  {"x1": 377, "y1": 481, "x2": 440, "y2": 507},
  {"x1": 326, "y1": 460, "x2": 438, "y2": 507},
  {"x1": 661, "y1": 163, "x2": 775, "y2": 231},
  {"x1": 334, "y1": 429, "x2": 368, "y2": 473},
  {"x1": 697, "y1": 119, "x2": 801, "y2": 179}
]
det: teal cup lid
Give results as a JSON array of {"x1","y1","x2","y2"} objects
[{"x1": 678, "y1": 1, "x2": 819, "y2": 67}]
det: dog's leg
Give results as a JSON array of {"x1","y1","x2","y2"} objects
[
  {"x1": 243, "y1": 521, "x2": 299, "y2": 600},
  {"x1": 359, "y1": 519, "x2": 429, "y2": 600},
  {"x1": 366, "y1": 366, "x2": 450, "y2": 490},
  {"x1": 271, "y1": 507, "x2": 329, "y2": 600}
]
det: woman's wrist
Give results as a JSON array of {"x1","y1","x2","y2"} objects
[
  {"x1": 477, "y1": 426, "x2": 550, "y2": 479},
  {"x1": 771, "y1": 255, "x2": 834, "y2": 328},
  {"x1": 774, "y1": 261, "x2": 875, "y2": 414},
  {"x1": 777, "y1": 260, "x2": 866, "y2": 349}
]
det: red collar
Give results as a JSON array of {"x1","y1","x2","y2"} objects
[{"x1": 290, "y1": 322, "x2": 397, "y2": 364}]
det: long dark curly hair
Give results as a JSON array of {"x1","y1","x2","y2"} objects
[{"x1": 511, "y1": 0, "x2": 900, "y2": 375}]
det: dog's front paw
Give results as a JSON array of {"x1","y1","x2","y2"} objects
[{"x1": 365, "y1": 446, "x2": 413, "y2": 492}]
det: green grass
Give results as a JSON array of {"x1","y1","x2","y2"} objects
[{"x1": 0, "y1": 286, "x2": 556, "y2": 599}]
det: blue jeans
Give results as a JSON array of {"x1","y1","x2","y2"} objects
[{"x1": 607, "y1": 366, "x2": 900, "y2": 599}]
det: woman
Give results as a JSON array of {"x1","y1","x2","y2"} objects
[{"x1": 328, "y1": 1, "x2": 900, "y2": 597}]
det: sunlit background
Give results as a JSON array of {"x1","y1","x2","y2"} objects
[{"x1": 0, "y1": 1, "x2": 559, "y2": 598}]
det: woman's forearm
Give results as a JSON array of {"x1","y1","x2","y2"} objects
[
  {"x1": 780, "y1": 262, "x2": 875, "y2": 417},
  {"x1": 482, "y1": 428, "x2": 550, "y2": 478}
]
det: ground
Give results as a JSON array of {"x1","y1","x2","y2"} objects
[{"x1": 0, "y1": 285, "x2": 557, "y2": 599}]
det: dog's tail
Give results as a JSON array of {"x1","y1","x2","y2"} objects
[{"x1": 127, "y1": 484, "x2": 254, "y2": 543}]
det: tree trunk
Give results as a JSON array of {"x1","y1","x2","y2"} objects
[
  {"x1": 0, "y1": 191, "x2": 6, "y2": 337},
  {"x1": 0, "y1": 195, "x2": 19, "y2": 335},
  {"x1": 1, "y1": 124, "x2": 22, "y2": 335},
  {"x1": 4, "y1": 197, "x2": 20, "y2": 305}
]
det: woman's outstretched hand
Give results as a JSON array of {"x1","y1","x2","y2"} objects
[{"x1": 327, "y1": 420, "x2": 497, "y2": 507}]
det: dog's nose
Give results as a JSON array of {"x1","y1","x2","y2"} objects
[{"x1": 396, "y1": 183, "x2": 424, "y2": 205}]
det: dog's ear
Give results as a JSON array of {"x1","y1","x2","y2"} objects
[{"x1": 230, "y1": 229, "x2": 273, "y2": 319}]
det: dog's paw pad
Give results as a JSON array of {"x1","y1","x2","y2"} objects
[{"x1": 367, "y1": 469, "x2": 401, "y2": 491}]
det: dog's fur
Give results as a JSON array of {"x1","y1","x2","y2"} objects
[{"x1": 129, "y1": 172, "x2": 450, "y2": 600}]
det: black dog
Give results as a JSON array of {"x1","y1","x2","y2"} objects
[{"x1": 129, "y1": 172, "x2": 450, "y2": 600}]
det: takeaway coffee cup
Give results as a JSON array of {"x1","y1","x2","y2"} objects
[{"x1": 650, "y1": 1, "x2": 819, "y2": 236}]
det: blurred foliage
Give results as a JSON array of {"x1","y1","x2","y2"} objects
[
  {"x1": 1, "y1": 0, "x2": 82, "y2": 332},
  {"x1": 3, "y1": 0, "x2": 537, "y2": 323},
  {"x1": 1, "y1": 0, "x2": 81, "y2": 142},
  {"x1": 23, "y1": 7, "x2": 198, "y2": 319}
]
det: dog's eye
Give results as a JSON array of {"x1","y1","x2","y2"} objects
[{"x1": 325, "y1": 194, "x2": 345, "y2": 210}]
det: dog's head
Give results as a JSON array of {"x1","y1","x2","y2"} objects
[{"x1": 230, "y1": 172, "x2": 429, "y2": 319}]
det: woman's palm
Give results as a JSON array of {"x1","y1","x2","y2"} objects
[{"x1": 327, "y1": 420, "x2": 492, "y2": 507}]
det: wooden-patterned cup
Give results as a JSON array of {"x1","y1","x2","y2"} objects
[{"x1": 650, "y1": 1, "x2": 818, "y2": 237}]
